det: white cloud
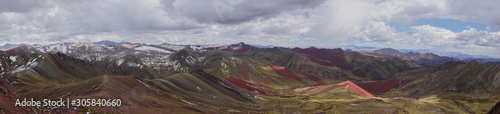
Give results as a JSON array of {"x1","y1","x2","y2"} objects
[
  {"x1": 0, "y1": 0, "x2": 499, "y2": 57},
  {"x1": 352, "y1": 22, "x2": 400, "y2": 41},
  {"x1": 456, "y1": 27, "x2": 500, "y2": 47},
  {"x1": 410, "y1": 25, "x2": 456, "y2": 45},
  {"x1": 164, "y1": 0, "x2": 326, "y2": 24},
  {"x1": 445, "y1": 0, "x2": 500, "y2": 26}
]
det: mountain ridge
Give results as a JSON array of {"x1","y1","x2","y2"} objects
[
  {"x1": 2, "y1": 40, "x2": 496, "y2": 60},
  {"x1": 0, "y1": 41, "x2": 498, "y2": 113}
]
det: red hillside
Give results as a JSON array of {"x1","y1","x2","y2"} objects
[
  {"x1": 294, "y1": 81, "x2": 376, "y2": 98},
  {"x1": 292, "y1": 47, "x2": 352, "y2": 70},
  {"x1": 357, "y1": 79, "x2": 406, "y2": 94},
  {"x1": 271, "y1": 65, "x2": 301, "y2": 81},
  {"x1": 343, "y1": 81, "x2": 376, "y2": 98},
  {"x1": 300, "y1": 71, "x2": 320, "y2": 81}
]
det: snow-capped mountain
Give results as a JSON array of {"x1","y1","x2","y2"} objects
[{"x1": 0, "y1": 41, "x2": 253, "y2": 74}]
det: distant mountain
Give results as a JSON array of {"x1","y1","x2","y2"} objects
[
  {"x1": 248, "y1": 44, "x2": 275, "y2": 48},
  {"x1": 373, "y1": 48, "x2": 401, "y2": 54},
  {"x1": 0, "y1": 43, "x2": 34, "y2": 51},
  {"x1": 399, "y1": 49, "x2": 490, "y2": 59},
  {"x1": 463, "y1": 58, "x2": 500, "y2": 64},
  {"x1": 362, "y1": 48, "x2": 460, "y2": 67},
  {"x1": 93, "y1": 40, "x2": 145, "y2": 45},
  {"x1": 3, "y1": 42, "x2": 492, "y2": 60},
  {"x1": 338, "y1": 45, "x2": 377, "y2": 51}
]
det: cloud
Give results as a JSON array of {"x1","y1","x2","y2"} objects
[
  {"x1": 446, "y1": 0, "x2": 500, "y2": 26},
  {"x1": 0, "y1": 0, "x2": 42, "y2": 13},
  {"x1": 352, "y1": 22, "x2": 400, "y2": 42},
  {"x1": 410, "y1": 25, "x2": 456, "y2": 45},
  {"x1": 38, "y1": 0, "x2": 202, "y2": 32},
  {"x1": 163, "y1": 0, "x2": 326, "y2": 24},
  {"x1": 0, "y1": 0, "x2": 499, "y2": 57},
  {"x1": 0, "y1": 0, "x2": 324, "y2": 43},
  {"x1": 456, "y1": 27, "x2": 500, "y2": 47}
]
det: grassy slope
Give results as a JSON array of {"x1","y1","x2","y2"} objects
[
  {"x1": 20, "y1": 75, "x2": 220, "y2": 113},
  {"x1": 379, "y1": 61, "x2": 500, "y2": 113}
]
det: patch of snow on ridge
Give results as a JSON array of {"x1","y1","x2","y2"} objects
[
  {"x1": 190, "y1": 45, "x2": 205, "y2": 51},
  {"x1": 127, "y1": 62, "x2": 143, "y2": 68},
  {"x1": 254, "y1": 95, "x2": 268, "y2": 101},
  {"x1": 9, "y1": 56, "x2": 17, "y2": 62},
  {"x1": 135, "y1": 46, "x2": 172, "y2": 54},
  {"x1": 232, "y1": 46, "x2": 242, "y2": 50},
  {"x1": 105, "y1": 47, "x2": 113, "y2": 50},
  {"x1": 11, "y1": 58, "x2": 39, "y2": 73},
  {"x1": 136, "y1": 78, "x2": 151, "y2": 88},
  {"x1": 48, "y1": 44, "x2": 68, "y2": 53},
  {"x1": 117, "y1": 59, "x2": 124, "y2": 65},
  {"x1": 161, "y1": 44, "x2": 185, "y2": 51}
]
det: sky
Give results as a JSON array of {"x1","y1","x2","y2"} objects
[{"x1": 0, "y1": 0, "x2": 500, "y2": 57}]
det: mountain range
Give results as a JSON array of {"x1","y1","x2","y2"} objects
[{"x1": 0, "y1": 41, "x2": 499, "y2": 113}]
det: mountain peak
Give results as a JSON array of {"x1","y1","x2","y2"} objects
[
  {"x1": 230, "y1": 42, "x2": 249, "y2": 47},
  {"x1": 374, "y1": 48, "x2": 401, "y2": 54}
]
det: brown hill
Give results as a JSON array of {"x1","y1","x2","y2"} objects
[
  {"x1": 488, "y1": 100, "x2": 500, "y2": 114},
  {"x1": 0, "y1": 78, "x2": 43, "y2": 113}
]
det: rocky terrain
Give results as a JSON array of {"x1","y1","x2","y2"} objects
[{"x1": 0, "y1": 41, "x2": 499, "y2": 113}]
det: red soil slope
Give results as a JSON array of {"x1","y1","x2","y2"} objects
[
  {"x1": 225, "y1": 78, "x2": 278, "y2": 96},
  {"x1": 0, "y1": 78, "x2": 43, "y2": 113},
  {"x1": 294, "y1": 81, "x2": 376, "y2": 98},
  {"x1": 300, "y1": 71, "x2": 320, "y2": 81},
  {"x1": 270, "y1": 65, "x2": 301, "y2": 81},
  {"x1": 352, "y1": 69, "x2": 367, "y2": 77},
  {"x1": 343, "y1": 81, "x2": 376, "y2": 98},
  {"x1": 240, "y1": 66, "x2": 250, "y2": 80},
  {"x1": 357, "y1": 79, "x2": 404, "y2": 95}
]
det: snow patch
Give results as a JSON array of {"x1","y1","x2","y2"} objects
[
  {"x1": 161, "y1": 45, "x2": 185, "y2": 51},
  {"x1": 232, "y1": 46, "x2": 242, "y2": 50},
  {"x1": 9, "y1": 56, "x2": 17, "y2": 62},
  {"x1": 116, "y1": 59, "x2": 124, "y2": 65},
  {"x1": 47, "y1": 44, "x2": 69, "y2": 53},
  {"x1": 127, "y1": 62, "x2": 142, "y2": 68},
  {"x1": 136, "y1": 79, "x2": 151, "y2": 88},
  {"x1": 254, "y1": 95, "x2": 268, "y2": 101},
  {"x1": 9, "y1": 81, "x2": 19, "y2": 85},
  {"x1": 105, "y1": 47, "x2": 113, "y2": 50},
  {"x1": 11, "y1": 58, "x2": 39, "y2": 73}
]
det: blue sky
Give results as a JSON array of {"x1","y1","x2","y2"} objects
[{"x1": 392, "y1": 18, "x2": 499, "y2": 34}]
